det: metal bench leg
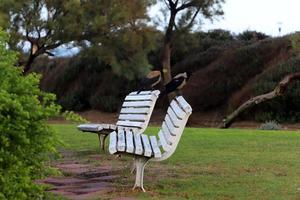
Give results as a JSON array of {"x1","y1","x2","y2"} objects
[
  {"x1": 98, "y1": 134, "x2": 107, "y2": 151},
  {"x1": 131, "y1": 159, "x2": 136, "y2": 174},
  {"x1": 133, "y1": 157, "x2": 149, "y2": 192}
]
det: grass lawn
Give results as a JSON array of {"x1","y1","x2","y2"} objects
[{"x1": 51, "y1": 124, "x2": 300, "y2": 200}]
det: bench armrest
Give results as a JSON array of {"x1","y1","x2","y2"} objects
[{"x1": 77, "y1": 123, "x2": 117, "y2": 133}]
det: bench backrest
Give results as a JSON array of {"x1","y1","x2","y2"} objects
[
  {"x1": 153, "y1": 96, "x2": 192, "y2": 161},
  {"x1": 116, "y1": 90, "x2": 160, "y2": 133}
]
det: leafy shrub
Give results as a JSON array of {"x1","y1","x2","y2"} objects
[
  {"x1": 185, "y1": 37, "x2": 290, "y2": 112},
  {"x1": 33, "y1": 51, "x2": 140, "y2": 112},
  {"x1": 171, "y1": 29, "x2": 235, "y2": 68},
  {"x1": 90, "y1": 94, "x2": 120, "y2": 112},
  {"x1": 0, "y1": 30, "x2": 60, "y2": 199},
  {"x1": 58, "y1": 88, "x2": 90, "y2": 111},
  {"x1": 62, "y1": 111, "x2": 87, "y2": 123},
  {"x1": 237, "y1": 30, "x2": 269, "y2": 41},
  {"x1": 289, "y1": 32, "x2": 300, "y2": 56},
  {"x1": 259, "y1": 121, "x2": 282, "y2": 130}
]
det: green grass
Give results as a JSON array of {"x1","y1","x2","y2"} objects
[{"x1": 51, "y1": 124, "x2": 300, "y2": 200}]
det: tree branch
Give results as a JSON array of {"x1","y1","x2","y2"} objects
[
  {"x1": 219, "y1": 72, "x2": 300, "y2": 128},
  {"x1": 176, "y1": 0, "x2": 197, "y2": 12},
  {"x1": 184, "y1": 7, "x2": 201, "y2": 29},
  {"x1": 167, "y1": 0, "x2": 175, "y2": 9}
]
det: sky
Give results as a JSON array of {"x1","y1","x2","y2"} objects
[{"x1": 149, "y1": 0, "x2": 300, "y2": 36}]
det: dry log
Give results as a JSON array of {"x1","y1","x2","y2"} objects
[{"x1": 220, "y1": 72, "x2": 300, "y2": 128}]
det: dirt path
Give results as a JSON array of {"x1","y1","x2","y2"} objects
[{"x1": 38, "y1": 151, "x2": 138, "y2": 200}]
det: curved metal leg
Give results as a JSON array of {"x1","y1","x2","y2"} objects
[
  {"x1": 131, "y1": 159, "x2": 136, "y2": 174},
  {"x1": 132, "y1": 157, "x2": 149, "y2": 192},
  {"x1": 98, "y1": 134, "x2": 108, "y2": 151}
]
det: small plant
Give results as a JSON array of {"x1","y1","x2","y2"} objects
[
  {"x1": 259, "y1": 120, "x2": 282, "y2": 130},
  {"x1": 289, "y1": 32, "x2": 300, "y2": 55},
  {"x1": 62, "y1": 111, "x2": 88, "y2": 123}
]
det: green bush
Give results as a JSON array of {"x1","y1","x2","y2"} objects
[
  {"x1": 237, "y1": 30, "x2": 269, "y2": 41},
  {"x1": 289, "y1": 32, "x2": 300, "y2": 55},
  {"x1": 187, "y1": 37, "x2": 290, "y2": 111},
  {"x1": 259, "y1": 121, "x2": 282, "y2": 130},
  {"x1": 0, "y1": 30, "x2": 60, "y2": 199}
]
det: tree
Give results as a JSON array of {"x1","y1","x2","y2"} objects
[
  {"x1": 0, "y1": 0, "x2": 84, "y2": 73},
  {"x1": 157, "y1": 0, "x2": 225, "y2": 84},
  {"x1": 0, "y1": 0, "x2": 155, "y2": 75},
  {"x1": 80, "y1": 0, "x2": 157, "y2": 79}
]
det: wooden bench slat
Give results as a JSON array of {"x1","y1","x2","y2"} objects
[
  {"x1": 149, "y1": 136, "x2": 162, "y2": 158},
  {"x1": 125, "y1": 130, "x2": 134, "y2": 153},
  {"x1": 118, "y1": 114, "x2": 147, "y2": 121},
  {"x1": 141, "y1": 134, "x2": 152, "y2": 157},
  {"x1": 167, "y1": 107, "x2": 181, "y2": 127},
  {"x1": 176, "y1": 96, "x2": 193, "y2": 114},
  {"x1": 129, "y1": 91, "x2": 153, "y2": 95},
  {"x1": 109, "y1": 124, "x2": 117, "y2": 130},
  {"x1": 117, "y1": 126, "x2": 139, "y2": 133},
  {"x1": 117, "y1": 130, "x2": 126, "y2": 152},
  {"x1": 116, "y1": 121, "x2": 144, "y2": 129},
  {"x1": 133, "y1": 133, "x2": 143, "y2": 155},
  {"x1": 161, "y1": 123, "x2": 174, "y2": 145},
  {"x1": 125, "y1": 95, "x2": 154, "y2": 101},
  {"x1": 120, "y1": 107, "x2": 149, "y2": 114},
  {"x1": 122, "y1": 101, "x2": 153, "y2": 108},
  {"x1": 165, "y1": 114, "x2": 179, "y2": 135},
  {"x1": 109, "y1": 131, "x2": 117, "y2": 154},
  {"x1": 129, "y1": 90, "x2": 160, "y2": 96},
  {"x1": 158, "y1": 130, "x2": 172, "y2": 152},
  {"x1": 170, "y1": 101, "x2": 186, "y2": 119}
]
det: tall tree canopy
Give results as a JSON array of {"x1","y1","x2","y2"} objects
[
  {"x1": 0, "y1": 0, "x2": 155, "y2": 77},
  {"x1": 157, "y1": 0, "x2": 225, "y2": 83},
  {"x1": 81, "y1": 0, "x2": 157, "y2": 79}
]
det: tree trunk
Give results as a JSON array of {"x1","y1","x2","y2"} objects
[
  {"x1": 161, "y1": 10, "x2": 176, "y2": 85},
  {"x1": 23, "y1": 53, "x2": 37, "y2": 75},
  {"x1": 219, "y1": 72, "x2": 300, "y2": 128},
  {"x1": 162, "y1": 41, "x2": 172, "y2": 84}
]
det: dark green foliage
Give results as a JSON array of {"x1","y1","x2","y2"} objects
[
  {"x1": 172, "y1": 29, "x2": 235, "y2": 73},
  {"x1": 0, "y1": 30, "x2": 60, "y2": 199},
  {"x1": 185, "y1": 37, "x2": 290, "y2": 112},
  {"x1": 251, "y1": 56, "x2": 300, "y2": 122},
  {"x1": 32, "y1": 54, "x2": 139, "y2": 112},
  {"x1": 0, "y1": 0, "x2": 155, "y2": 73},
  {"x1": 237, "y1": 30, "x2": 270, "y2": 41}
]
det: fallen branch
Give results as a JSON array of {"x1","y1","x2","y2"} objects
[{"x1": 219, "y1": 72, "x2": 300, "y2": 128}]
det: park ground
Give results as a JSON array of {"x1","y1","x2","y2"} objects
[{"x1": 39, "y1": 124, "x2": 300, "y2": 200}]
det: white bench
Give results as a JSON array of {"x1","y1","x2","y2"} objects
[
  {"x1": 77, "y1": 90, "x2": 160, "y2": 150},
  {"x1": 109, "y1": 96, "x2": 192, "y2": 191}
]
